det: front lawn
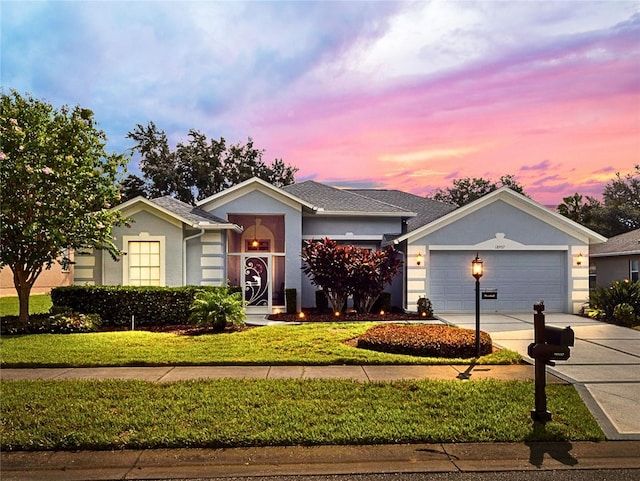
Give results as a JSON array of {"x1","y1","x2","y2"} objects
[
  {"x1": 0, "y1": 378, "x2": 604, "y2": 451},
  {"x1": 0, "y1": 323, "x2": 522, "y2": 367}
]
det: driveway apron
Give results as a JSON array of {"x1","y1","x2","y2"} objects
[{"x1": 438, "y1": 312, "x2": 640, "y2": 440}]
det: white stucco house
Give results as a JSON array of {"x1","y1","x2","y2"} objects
[{"x1": 74, "y1": 177, "x2": 606, "y2": 315}]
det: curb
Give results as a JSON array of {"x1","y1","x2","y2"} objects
[{"x1": 2, "y1": 441, "x2": 640, "y2": 480}]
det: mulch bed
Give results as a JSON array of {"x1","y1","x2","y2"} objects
[{"x1": 268, "y1": 311, "x2": 433, "y2": 323}]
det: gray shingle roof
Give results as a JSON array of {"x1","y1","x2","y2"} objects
[
  {"x1": 282, "y1": 181, "x2": 414, "y2": 215},
  {"x1": 150, "y1": 196, "x2": 231, "y2": 225},
  {"x1": 347, "y1": 189, "x2": 457, "y2": 232},
  {"x1": 590, "y1": 228, "x2": 640, "y2": 256}
]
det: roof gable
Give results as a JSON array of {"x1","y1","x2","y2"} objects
[
  {"x1": 394, "y1": 187, "x2": 607, "y2": 245},
  {"x1": 196, "y1": 177, "x2": 317, "y2": 212},
  {"x1": 116, "y1": 196, "x2": 240, "y2": 230}
]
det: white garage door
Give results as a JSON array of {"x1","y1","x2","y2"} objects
[{"x1": 429, "y1": 251, "x2": 567, "y2": 313}]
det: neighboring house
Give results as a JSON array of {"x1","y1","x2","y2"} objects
[
  {"x1": 0, "y1": 250, "x2": 74, "y2": 297},
  {"x1": 589, "y1": 228, "x2": 640, "y2": 289},
  {"x1": 76, "y1": 177, "x2": 606, "y2": 314}
]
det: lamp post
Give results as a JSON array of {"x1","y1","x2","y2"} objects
[{"x1": 471, "y1": 253, "x2": 484, "y2": 357}]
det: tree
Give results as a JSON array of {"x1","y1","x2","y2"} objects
[
  {"x1": 301, "y1": 239, "x2": 402, "y2": 314},
  {"x1": 556, "y1": 193, "x2": 605, "y2": 231},
  {"x1": 126, "y1": 122, "x2": 298, "y2": 204},
  {"x1": 556, "y1": 166, "x2": 639, "y2": 237},
  {"x1": 431, "y1": 175, "x2": 527, "y2": 207},
  {"x1": 0, "y1": 90, "x2": 128, "y2": 322},
  {"x1": 350, "y1": 246, "x2": 402, "y2": 313},
  {"x1": 600, "y1": 165, "x2": 640, "y2": 236},
  {"x1": 119, "y1": 174, "x2": 148, "y2": 202},
  {"x1": 301, "y1": 238, "x2": 352, "y2": 313}
]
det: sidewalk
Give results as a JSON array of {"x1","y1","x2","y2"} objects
[
  {"x1": 0, "y1": 363, "x2": 566, "y2": 383},
  {"x1": 3, "y1": 441, "x2": 640, "y2": 480}
]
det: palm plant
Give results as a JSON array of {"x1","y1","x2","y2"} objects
[{"x1": 189, "y1": 287, "x2": 246, "y2": 332}]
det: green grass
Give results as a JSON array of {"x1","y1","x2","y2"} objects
[
  {"x1": 0, "y1": 378, "x2": 604, "y2": 451},
  {"x1": 0, "y1": 294, "x2": 52, "y2": 317},
  {"x1": 0, "y1": 322, "x2": 522, "y2": 367}
]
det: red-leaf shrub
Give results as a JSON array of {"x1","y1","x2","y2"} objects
[{"x1": 356, "y1": 323, "x2": 493, "y2": 358}]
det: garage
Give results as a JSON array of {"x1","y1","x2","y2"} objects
[{"x1": 429, "y1": 250, "x2": 567, "y2": 313}]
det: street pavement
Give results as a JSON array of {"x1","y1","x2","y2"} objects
[
  {"x1": 2, "y1": 312, "x2": 640, "y2": 480},
  {"x1": 437, "y1": 312, "x2": 640, "y2": 441}
]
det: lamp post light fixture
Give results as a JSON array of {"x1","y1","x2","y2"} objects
[{"x1": 471, "y1": 253, "x2": 484, "y2": 357}]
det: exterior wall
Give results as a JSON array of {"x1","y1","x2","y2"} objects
[
  {"x1": 591, "y1": 254, "x2": 640, "y2": 288},
  {"x1": 74, "y1": 249, "x2": 101, "y2": 286},
  {"x1": 302, "y1": 216, "x2": 401, "y2": 238},
  {"x1": 186, "y1": 231, "x2": 226, "y2": 287},
  {"x1": 0, "y1": 256, "x2": 74, "y2": 296},
  {"x1": 406, "y1": 200, "x2": 589, "y2": 314},
  {"x1": 204, "y1": 189, "x2": 303, "y2": 310},
  {"x1": 101, "y1": 210, "x2": 184, "y2": 287}
]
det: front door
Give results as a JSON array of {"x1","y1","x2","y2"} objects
[{"x1": 243, "y1": 255, "x2": 270, "y2": 313}]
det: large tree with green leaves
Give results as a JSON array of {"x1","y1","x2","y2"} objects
[
  {"x1": 0, "y1": 90, "x2": 128, "y2": 322},
  {"x1": 125, "y1": 122, "x2": 298, "y2": 204},
  {"x1": 557, "y1": 166, "x2": 639, "y2": 237},
  {"x1": 430, "y1": 174, "x2": 526, "y2": 207}
]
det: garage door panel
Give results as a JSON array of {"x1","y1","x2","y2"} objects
[{"x1": 429, "y1": 251, "x2": 566, "y2": 313}]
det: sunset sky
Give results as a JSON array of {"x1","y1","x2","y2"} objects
[{"x1": 2, "y1": 1, "x2": 639, "y2": 206}]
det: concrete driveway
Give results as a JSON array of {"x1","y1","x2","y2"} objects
[{"x1": 438, "y1": 312, "x2": 640, "y2": 440}]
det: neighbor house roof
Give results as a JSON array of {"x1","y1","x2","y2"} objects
[
  {"x1": 590, "y1": 228, "x2": 640, "y2": 257},
  {"x1": 347, "y1": 189, "x2": 456, "y2": 232},
  {"x1": 282, "y1": 181, "x2": 416, "y2": 217}
]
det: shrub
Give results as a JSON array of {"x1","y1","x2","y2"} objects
[
  {"x1": 613, "y1": 303, "x2": 637, "y2": 327},
  {"x1": 0, "y1": 310, "x2": 101, "y2": 335},
  {"x1": 50, "y1": 285, "x2": 240, "y2": 326},
  {"x1": 357, "y1": 323, "x2": 492, "y2": 358},
  {"x1": 589, "y1": 280, "x2": 640, "y2": 325},
  {"x1": 417, "y1": 297, "x2": 433, "y2": 317},
  {"x1": 189, "y1": 288, "x2": 246, "y2": 332}
]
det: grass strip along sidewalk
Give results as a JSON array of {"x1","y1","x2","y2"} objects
[{"x1": 1, "y1": 378, "x2": 604, "y2": 451}]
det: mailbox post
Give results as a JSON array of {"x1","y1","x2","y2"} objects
[{"x1": 527, "y1": 302, "x2": 574, "y2": 424}]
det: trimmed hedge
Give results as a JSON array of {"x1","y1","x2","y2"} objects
[
  {"x1": 357, "y1": 323, "x2": 493, "y2": 358},
  {"x1": 50, "y1": 285, "x2": 240, "y2": 327}
]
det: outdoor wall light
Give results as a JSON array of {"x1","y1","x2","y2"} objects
[
  {"x1": 576, "y1": 253, "x2": 584, "y2": 266},
  {"x1": 416, "y1": 252, "x2": 423, "y2": 266}
]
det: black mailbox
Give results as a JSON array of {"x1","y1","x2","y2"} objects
[
  {"x1": 530, "y1": 303, "x2": 574, "y2": 424},
  {"x1": 545, "y1": 326, "x2": 574, "y2": 347},
  {"x1": 528, "y1": 343, "x2": 571, "y2": 361}
]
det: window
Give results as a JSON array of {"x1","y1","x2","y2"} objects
[
  {"x1": 589, "y1": 264, "x2": 597, "y2": 291},
  {"x1": 631, "y1": 259, "x2": 639, "y2": 283},
  {"x1": 128, "y1": 241, "x2": 161, "y2": 286}
]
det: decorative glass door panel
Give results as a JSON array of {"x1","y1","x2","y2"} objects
[{"x1": 244, "y1": 256, "x2": 269, "y2": 307}]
